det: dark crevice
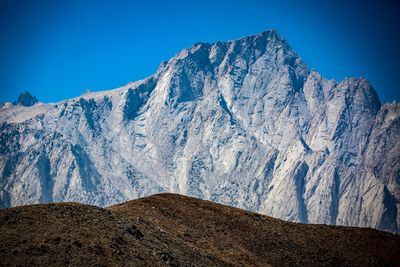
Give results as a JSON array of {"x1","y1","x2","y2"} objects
[
  {"x1": 378, "y1": 186, "x2": 398, "y2": 233},
  {"x1": 124, "y1": 78, "x2": 156, "y2": 120},
  {"x1": 293, "y1": 161, "x2": 309, "y2": 223},
  {"x1": 37, "y1": 153, "x2": 53, "y2": 203},
  {"x1": 218, "y1": 94, "x2": 236, "y2": 125},
  {"x1": 71, "y1": 144, "x2": 101, "y2": 192},
  {"x1": 330, "y1": 169, "x2": 340, "y2": 225}
]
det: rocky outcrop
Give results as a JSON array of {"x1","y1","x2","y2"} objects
[{"x1": 16, "y1": 91, "x2": 38, "y2": 107}]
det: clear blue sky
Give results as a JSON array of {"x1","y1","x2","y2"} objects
[{"x1": 0, "y1": 0, "x2": 399, "y2": 103}]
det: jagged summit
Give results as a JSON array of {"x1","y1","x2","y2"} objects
[
  {"x1": 170, "y1": 29, "x2": 305, "y2": 70},
  {"x1": 16, "y1": 91, "x2": 38, "y2": 107},
  {"x1": 0, "y1": 30, "x2": 399, "y2": 233}
]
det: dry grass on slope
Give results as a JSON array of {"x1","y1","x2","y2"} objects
[{"x1": 1, "y1": 193, "x2": 399, "y2": 266}]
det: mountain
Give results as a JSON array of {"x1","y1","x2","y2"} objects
[
  {"x1": 1, "y1": 193, "x2": 399, "y2": 266},
  {"x1": 0, "y1": 30, "x2": 399, "y2": 233},
  {"x1": 16, "y1": 91, "x2": 38, "y2": 107}
]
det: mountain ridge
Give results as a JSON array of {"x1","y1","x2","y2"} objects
[
  {"x1": 0, "y1": 29, "x2": 399, "y2": 233},
  {"x1": 1, "y1": 193, "x2": 400, "y2": 266}
]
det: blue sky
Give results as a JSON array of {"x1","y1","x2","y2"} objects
[{"x1": 0, "y1": 0, "x2": 399, "y2": 103}]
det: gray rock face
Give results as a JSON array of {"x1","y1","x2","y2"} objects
[{"x1": 1, "y1": 30, "x2": 399, "y2": 232}]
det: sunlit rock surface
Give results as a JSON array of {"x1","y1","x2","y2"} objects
[{"x1": 1, "y1": 30, "x2": 399, "y2": 233}]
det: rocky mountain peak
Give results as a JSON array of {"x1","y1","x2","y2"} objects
[
  {"x1": 16, "y1": 91, "x2": 38, "y2": 107},
  {"x1": 0, "y1": 30, "x2": 399, "y2": 234}
]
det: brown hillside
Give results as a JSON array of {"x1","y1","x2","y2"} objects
[{"x1": 0, "y1": 193, "x2": 399, "y2": 266}]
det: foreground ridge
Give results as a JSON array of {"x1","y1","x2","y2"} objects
[{"x1": 1, "y1": 193, "x2": 399, "y2": 266}]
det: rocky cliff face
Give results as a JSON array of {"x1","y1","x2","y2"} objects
[{"x1": 0, "y1": 30, "x2": 399, "y2": 233}]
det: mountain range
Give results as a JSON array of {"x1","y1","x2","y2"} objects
[{"x1": 0, "y1": 30, "x2": 399, "y2": 233}]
